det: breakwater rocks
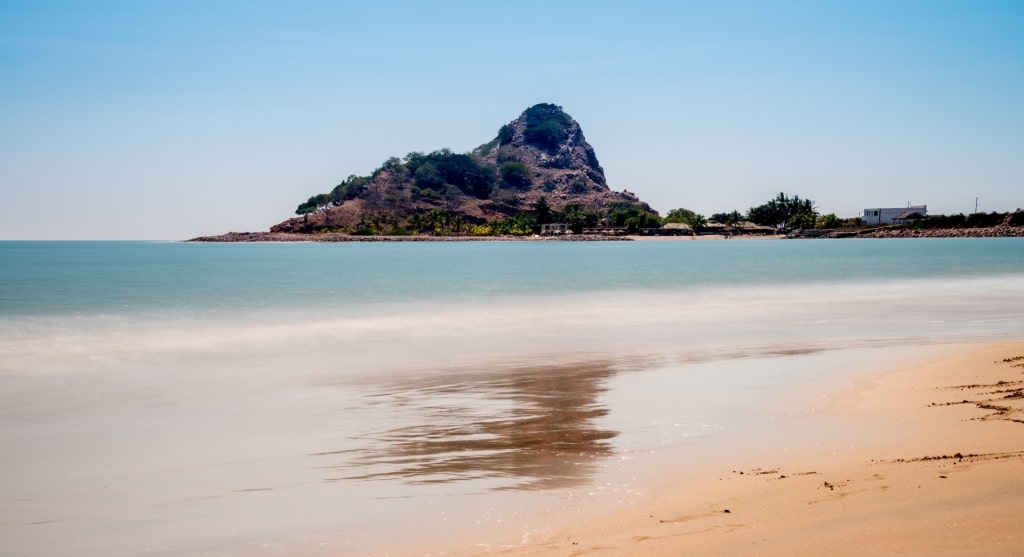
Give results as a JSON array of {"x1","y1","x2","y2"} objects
[
  {"x1": 188, "y1": 232, "x2": 633, "y2": 242},
  {"x1": 791, "y1": 225, "x2": 1024, "y2": 239},
  {"x1": 855, "y1": 225, "x2": 1024, "y2": 239}
]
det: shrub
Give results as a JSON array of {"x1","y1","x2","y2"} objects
[
  {"x1": 522, "y1": 103, "x2": 572, "y2": 153},
  {"x1": 817, "y1": 213, "x2": 841, "y2": 229},
  {"x1": 414, "y1": 162, "x2": 445, "y2": 191},
  {"x1": 410, "y1": 150, "x2": 497, "y2": 198},
  {"x1": 497, "y1": 124, "x2": 514, "y2": 145},
  {"x1": 664, "y1": 208, "x2": 696, "y2": 225},
  {"x1": 499, "y1": 162, "x2": 532, "y2": 189}
]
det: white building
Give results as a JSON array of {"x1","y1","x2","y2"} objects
[
  {"x1": 540, "y1": 223, "x2": 568, "y2": 235},
  {"x1": 862, "y1": 205, "x2": 928, "y2": 225}
]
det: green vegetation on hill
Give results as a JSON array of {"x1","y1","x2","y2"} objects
[
  {"x1": 280, "y1": 103, "x2": 663, "y2": 237},
  {"x1": 405, "y1": 150, "x2": 496, "y2": 198},
  {"x1": 295, "y1": 149, "x2": 499, "y2": 216},
  {"x1": 499, "y1": 161, "x2": 532, "y2": 189},
  {"x1": 521, "y1": 103, "x2": 573, "y2": 153},
  {"x1": 296, "y1": 175, "x2": 372, "y2": 215},
  {"x1": 497, "y1": 124, "x2": 514, "y2": 145}
]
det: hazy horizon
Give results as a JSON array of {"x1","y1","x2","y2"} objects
[{"x1": 2, "y1": 1, "x2": 1022, "y2": 240}]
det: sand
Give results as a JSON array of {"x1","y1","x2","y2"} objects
[
  {"x1": 432, "y1": 342, "x2": 1024, "y2": 556},
  {"x1": 626, "y1": 234, "x2": 784, "y2": 241}
]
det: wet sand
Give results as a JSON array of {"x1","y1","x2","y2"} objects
[{"x1": 429, "y1": 341, "x2": 1024, "y2": 556}]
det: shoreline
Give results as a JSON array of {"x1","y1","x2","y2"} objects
[
  {"x1": 186, "y1": 231, "x2": 635, "y2": 242},
  {"x1": 425, "y1": 341, "x2": 1024, "y2": 556},
  {"x1": 187, "y1": 227, "x2": 1022, "y2": 242}
]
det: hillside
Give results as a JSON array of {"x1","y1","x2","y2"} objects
[{"x1": 269, "y1": 103, "x2": 656, "y2": 235}]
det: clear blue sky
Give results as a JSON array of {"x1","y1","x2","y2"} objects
[{"x1": 1, "y1": 0, "x2": 1021, "y2": 239}]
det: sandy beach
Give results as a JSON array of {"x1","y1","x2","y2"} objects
[
  {"x1": 427, "y1": 341, "x2": 1024, "y2": 556},
  {"x1": 626, "y1": 234, "x2": 784, "y2": 241}
]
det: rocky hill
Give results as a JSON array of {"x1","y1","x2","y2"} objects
[{"x1": 269, "y1": 103, "x2": 655, "y2": 234}]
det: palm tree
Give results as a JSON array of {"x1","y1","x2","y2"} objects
[
  {"x1": 691, "y1": 213, "x2": 708, "y2": 233},
  {"x1": 532, "y1": 196, "x2": 553, "y2": 224}
]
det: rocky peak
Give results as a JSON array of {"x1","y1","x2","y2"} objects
[
  {"x1": 268, "y1": 103, "x2": 655, "y2": 234},
  {"x1": 478, "y1": 103, "x2": 608, "y2": 190}
]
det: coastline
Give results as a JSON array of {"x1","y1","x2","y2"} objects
[
  {"x1": 429, "y1": 341, "x2": 1024, "y2": 556},
  {"x1": 4, "y1": 241, "x2": 1023, "y2": 557},
  {"x1": 186, "y1": 232, "x2": 635, "y2": 242},
  {"x1": 187, "y1": 227, "x2": 1022, "y2": 242}
]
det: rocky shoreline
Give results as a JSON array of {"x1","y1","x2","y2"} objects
[
  {"x1": 187, "y1": 231, "x2": 633, "y2": 242},
  {"x1": 810, "y1": 224, "x2": 1024, "y2": 239},
  {"x1": 857, "y1": 225, "x2": 1024, "y2": 238},
  {"x1": 191, "y1": 225, "x2": 1024, "y2": 242}
]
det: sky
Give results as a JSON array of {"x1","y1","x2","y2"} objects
[{"x1": 1, "y1": 0, "x2": 1022, "y2": 240}]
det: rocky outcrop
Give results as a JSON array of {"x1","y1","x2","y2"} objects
[{"x1": 268, "y1": 104, "x2": 654, "y2": 234}]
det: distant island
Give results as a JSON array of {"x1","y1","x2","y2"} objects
[{"x1": 191, "y1": 103, "x2": 1022, "y2": 241}]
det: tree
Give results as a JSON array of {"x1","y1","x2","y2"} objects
[
  {"x1": 407, "y1": 213, "x2": 424, "y2": 233},
  {"x1": 747, "y1": 192, "x2": 817, "y2": 229},
  {"x1": 414, "y1": 162, "x2": 445, "y2": 191},
  {"x1": 817, "y1": 213, "x2": 841, "y2": 229},
  {"x1": 532, "y1": 196, "x2": 554, "y2": 224},
  {"x1": 664, "y1": 208, "x2": 697, "y2": 225},
  {"x1": 561, "y1": 204, "x2": 599, "y2": 233},
  {"x1": 409, "y1": 150, "x2": 497, "y2": 198},
  {"x1": 490, "y1": 212, "x2": 539, "y2": 235},
  {"x1": 522, "y1": 103, "x2": 572, "y2": 153},
  {"x1": 691, "y1": 213, "x2": 708, "y2": 233},
  {"x1": 499, "y1": 161, "x2": 532, "y2": 189},
  {"x1": 608, "y1": 202, "x2": 661, "y2": 233},
  {"x1": 710, "y1": 210, "x2": 744, "y2": 225},
  {"x1": 497, "y1": 124, "x2": 514, "y2": 145}
]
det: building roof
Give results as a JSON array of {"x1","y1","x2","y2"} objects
[
  {"x1": 893, "y1": 211, "x2": 926, "y2": 220},
  {"x1": 733, "y1": 222, "x2": 775, "y2": 231}
]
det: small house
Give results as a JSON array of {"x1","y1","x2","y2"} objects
[
  {"x1": 862, "y1": 205, "x2": 927, "y2": 225},
  {"x1": 540, "y1": 223, "x2": 568, "y2": 235}
]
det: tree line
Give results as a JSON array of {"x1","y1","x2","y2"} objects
[{"x1": 664, "y1": 192, "x2": 843, "y2": 232}]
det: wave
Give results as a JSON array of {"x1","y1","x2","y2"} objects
[{"x1": 2, "y1": 273, "x2": 1021, "y2": 378}]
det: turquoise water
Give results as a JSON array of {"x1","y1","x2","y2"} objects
[
  {"x1": 2, "y1": 239, "x2": 1022, "y2": 317},
  {"x1": 1, "y1": 238, "x2": 1023, "y2": 557}
]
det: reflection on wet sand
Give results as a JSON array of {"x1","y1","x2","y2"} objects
[{"x1": 315, "y1": 360, "x2": 622, "y2": 491}]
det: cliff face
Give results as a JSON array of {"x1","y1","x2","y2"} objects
[{"x1": 270, "y1": 103, "x2": 654, "y2": 233}]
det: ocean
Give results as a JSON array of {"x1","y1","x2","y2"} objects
[{"x1": 2, "y1": 238, "x2": 1023, "y2": 556}]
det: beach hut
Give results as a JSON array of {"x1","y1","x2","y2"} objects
[
  {"x1": 892, "y1": 211, "x2": 927, "y2": 225},
  {"x1": 659, "y1": 222, "x2": 694, "y2": 236},
  {"x1": 729, "y1": 222, "x2": 776, "y2": 236}
]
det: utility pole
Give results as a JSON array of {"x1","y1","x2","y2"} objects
[{"x1": 975, "y1": 197, "x2": 980, "y2": 214}]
